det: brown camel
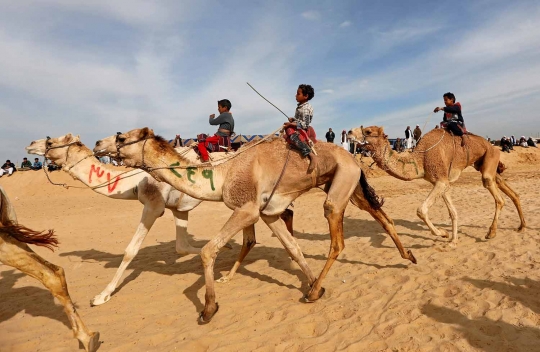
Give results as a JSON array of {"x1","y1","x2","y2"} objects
[
  {"x1": 0, "y1": 185, "x2": 100, "y2": 351},
  {"x1": 348, "y1": 126, "x2": 526, "y2": 246},
  {"x1": 110, "y1": 127, "x2": 415, "y2": 323}
]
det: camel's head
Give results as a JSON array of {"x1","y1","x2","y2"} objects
[
  {"x1": 94, "y1": 134, "x2": 120, "y2": 156},
  {"x1": 113, "y1": 127, "x2": 155, "y2": 167},
  {"x1": 347, "y1": 126, "x2": 387, "y2": 151},
  {"x1": 26, "y1": 134, "x2": 81, "y2": 165}
]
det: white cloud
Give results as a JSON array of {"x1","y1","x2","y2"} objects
[
  {"x1": 301, "y1": 10, "x2": 320, "y2": 21},
  {"x1": 321, "y1": 89, "x2": 334, "y2": 94},
  {"x1": 339, "y1": 21, "x2": 351, "y2": 28}
]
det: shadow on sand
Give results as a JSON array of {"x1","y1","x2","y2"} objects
[
  {"x1": 422, "y1": 302, "x2": 540, "y2": 352},
  {"x1": 0, "y1": 270, "x2": 71, "y2": 328}
]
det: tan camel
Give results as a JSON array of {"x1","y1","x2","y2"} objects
[
  {"x1": 26, "y1": 134, "x2": 291, "y2": 305},
  {"x1": 0, "y1": 185, "x2": 100, "y2": 351},
  {"x1": 111, "y1": 127, "x2": 415, "y2": 323},
  {"x1": 348, "y1": 126, "x2": 526, "y2": 246}
]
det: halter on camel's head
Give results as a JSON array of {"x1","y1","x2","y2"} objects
[{"x1": 115, "y1": 127, "x2": 157, "y2": 170}]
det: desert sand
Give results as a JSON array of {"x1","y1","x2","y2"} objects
[{"x1": 1, "y1": 146, "x2": 539, "y2": 351}]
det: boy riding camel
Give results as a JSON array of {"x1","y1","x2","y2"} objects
[
  {"x1": 283, "y1": 84, "x2": 318, "y2": 172},
  {"x1": 434, "y1": 92, "x2": 468, "y2": 146},
  {"x1": 197, "y1": 99, "x2": 235, "y2": 162}
]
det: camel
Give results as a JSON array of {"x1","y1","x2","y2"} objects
[
  {"x1": 0, "y1": 185, "x2": 100, "y2": 352},
  {"x1": 348, "y1": 126, "x2": 526, "y2": 246},
  {"x1": 110, "y1": 127, "x2": 416, "y2": 323},
  {"x1": 26, "y1": 134, "x2": 292, "y2": 305},
  {"x1": 25, "y1": 134, "x2": 207, "y2": 306}
]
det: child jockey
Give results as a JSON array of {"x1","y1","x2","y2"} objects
[
  {"x1": 434, "y1": 92, "x2": 466, "y2": 136},
  {"x1": 283, "y1": 84, "x2": 318, "y2": 172},
  {"x1": 197, "y1": 99, "x2": 235, "y2": 162}
]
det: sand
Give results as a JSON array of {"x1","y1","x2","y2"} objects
[{"x1": 1, "y1": 146, "x2": 539, "y2": 351}]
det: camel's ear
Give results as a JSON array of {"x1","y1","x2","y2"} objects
[
  {"x1": 378, "y1": 126, "x2": 385, "y2": 135},
  {"x1": 64, "y1": 133, "x2": 74, "y2": 142},
  {"x1": 74, "y1": 135, "x2": 81, "y2": 142},
  {"x1": 139, "y1": 127, "x2": 155, "y2": 139}
]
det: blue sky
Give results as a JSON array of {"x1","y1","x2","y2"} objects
[{"x1": 1, "y1": 0, "x2": 540, "y2": 164}]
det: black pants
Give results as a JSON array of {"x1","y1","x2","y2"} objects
[
  {"x1": 446, "y1": 121, "x2": 464, "y2": 136},
  {"x1": 290, "y1": 133, "x2": 311, "y2": 157}
]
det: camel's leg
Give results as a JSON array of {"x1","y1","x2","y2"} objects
[
  {"x1": 0, "y1": 239, "x2": 100, "y2": 352},
  {"x1": 216, "y1": 224, "x2": 256, "y2": 283},
  {"x1": 91, "y1": 206, "x2": 162, "y2": 306},
  {"x1": 495, "y1": 174, "x2": 526, "y2": 232},
  {"x1": 352, "y1": 196, "x2": 416, "y2": 263},
  {"x1": 217, "y1": 210, "x2": 295, "y2": 283},
  {"x1": 417, "y1": 181, "x2": 450, "y2": 239},
  {"x1": 199, "y1": 204, "x2": 260, "y2": 324},
  {"x1": 483, "y1": 176, "x2": 505, "y2": 239},
  {"x1": 441, "y1": 189, "x2": 459, "y2": 247},
  {"x1": 261, "y1": 214, "x2": 317, "y2": 284},
  {"x1": 280, "y1": 209, "x2": 294, "y2": 236},
  {"x1": 170, "y1": 210, "x2": 201, "y2": 255}
]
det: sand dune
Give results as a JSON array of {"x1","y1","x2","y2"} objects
[{"x1": 1, "y1": 146, "x2": 539, "y2": 351}]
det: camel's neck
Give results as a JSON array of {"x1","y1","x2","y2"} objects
[
  {"x1": 133, "y1": 147, "x2": 226, "y2": 202},
  {"x1": 371, "y1": 141, "x2": 424, "y2": 181},
  {"x1": 63, "y1": 147, "x2": 145, "y2": 199}
]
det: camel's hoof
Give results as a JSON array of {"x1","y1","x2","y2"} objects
[
  {"x1": 517, "y1": 226, "x2": 526, "y2": 233},
  {"x1": 90, "y1": 294, "x2": 110, "y2": 307},
  {"x1": 216, "y1": 276, "x2": 230, "y2": 283},
  {"x1": 437, "y1": 229, "x2": 449, "y2": 238},
  {"x1": 485, "y1": 232, "x2": 496, "y2": 240},
  {"x1": 198, "y1": 303, "x2": 219, "y2": 325},
  {"x1": 87, "y1": 332, "x2": 101, "y2": 352},
  {"x1": 304, "y1": 287, "x2": 325, "y2": 303},
  {"x1": 447, "y1": 242, "x2": 457, "y2": 249},
  {"x1": 407, "y1": 250, "x2": 417, "y2": 264}
]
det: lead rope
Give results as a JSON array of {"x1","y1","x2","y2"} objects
[{"x1": 261, "y1": 148, "x2": 292, "y2": 211}]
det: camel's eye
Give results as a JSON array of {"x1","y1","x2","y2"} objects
[
  {"x1": 365, "y1": 131, "x2": 371, "y2": 135},
  {"x1": 117, "y1": 137, "x2": 126, "y2": 143},
  {"x1": 47, "y1": 141, "x2": 52, "y2": 146}
]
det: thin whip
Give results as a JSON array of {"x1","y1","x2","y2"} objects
[{"x1": 247, "y1": 82, "x2": 289, "y2": 119}]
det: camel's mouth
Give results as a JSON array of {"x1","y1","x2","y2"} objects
[
  {"x1": 93, "y1": 148, "x2": 108, "y2": 156},
  {"x1": 26, "y1": 146, "x2": 45, "y2": 156}
]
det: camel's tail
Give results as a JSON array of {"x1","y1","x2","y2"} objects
[
  {"x1": 351, "y1": 171, "x2": 384, "y2": 210},
  {"x1": 1, "y1": 224, "x2": 59, "y2": 251},
  {"x1": 497, "y1": 161, "x2": 506, "y2": 174}
]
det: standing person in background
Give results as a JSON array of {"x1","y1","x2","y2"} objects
[
  {"x1": 405, "y1": 126, "x2": 413, "y2": 150},
  {"x1": 325, "y1": 128, "x2": 335, "y2": 143},
  {"x1": 341, "y1": 130, "x2": 348, "y2": 151},
  {"x1": 413, "y1": 125, "x2": 422, "y2": 147},
  {"x1": 511, "y1": 135, "x2": 516, "y2": 146},
  {"x1": 171, "y1": 134, "x2": 183, "y2": 148}
]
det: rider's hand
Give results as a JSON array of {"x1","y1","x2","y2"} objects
[
  {"x1": 433, "y1": 107, "x2": 440, "y2": 113},
  {"x1": 210, "y1": 114, "x2": 215, "y2": 119},
  {"x1": 288, "y1": 117, "x2": 294, "y2": 122}
]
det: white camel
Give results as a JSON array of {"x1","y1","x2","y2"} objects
[{"x1": 26, "y1": 134, "x2": 209, "y2": 306}]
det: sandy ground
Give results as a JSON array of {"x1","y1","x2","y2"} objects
[{"x1": 1, "y1": 146, "x2": 539, "y2": 352}]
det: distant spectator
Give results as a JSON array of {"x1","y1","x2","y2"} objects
[
  {"x1": 325, "y1": 128, "x2": 335, "y2": 143},
  {"x1": 500, "y1": 137, "x2": 512, "y2": 153},
  {"x1": 0, "y1": 160, "x2": 16, "y2": 177},
  {"x1": 527, "y1": 137, "x2": 537, "y2": 147},
  {"x1": 405, "y1": 126, "x2": 413, "y2": 149},
  {"x1": 413, "y1": 125, "x2": 422, "y2": 146},
  {"x1": 341, "y1": 130, "x2": 348, "y2": 151},
  {"x1": 171, "y1": 134, "x2": 183, "y2": 148},
  {"x1": 46, "y1": 160, "x2": 60, "y2": 172},
  {"x1": 20, "y1": 157, "x2": 32, "y2": 169},
  {"x1": 510, "y1": 135, "x2": 516, "y2": 146},
  {"x1": 519, "y1": 136, "x2": 528, "y2": 148},
  {"x1": 31, "y1": 158, "x2": 43, "y2": 170},
  {"x1": 394, "y1": 138, "x2": 404, "y2": 153}
]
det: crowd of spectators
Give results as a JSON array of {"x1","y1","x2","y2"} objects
[{"x1": 500, "y1": 135, "x2": 538, "y2": 152}]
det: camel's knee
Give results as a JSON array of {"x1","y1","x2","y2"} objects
[
  {"x1": 200, "y1": 239, "x2": 222, "y2": 265},
  {"x1": 417, "y1": 206, "x2": 427, "y2": 220},
  {"x1": 482, "y1": 177, "x2": 494, "y2": 188},
  {"x1": 323, "y1": 200, "x2": 343, "y2": 219}
]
